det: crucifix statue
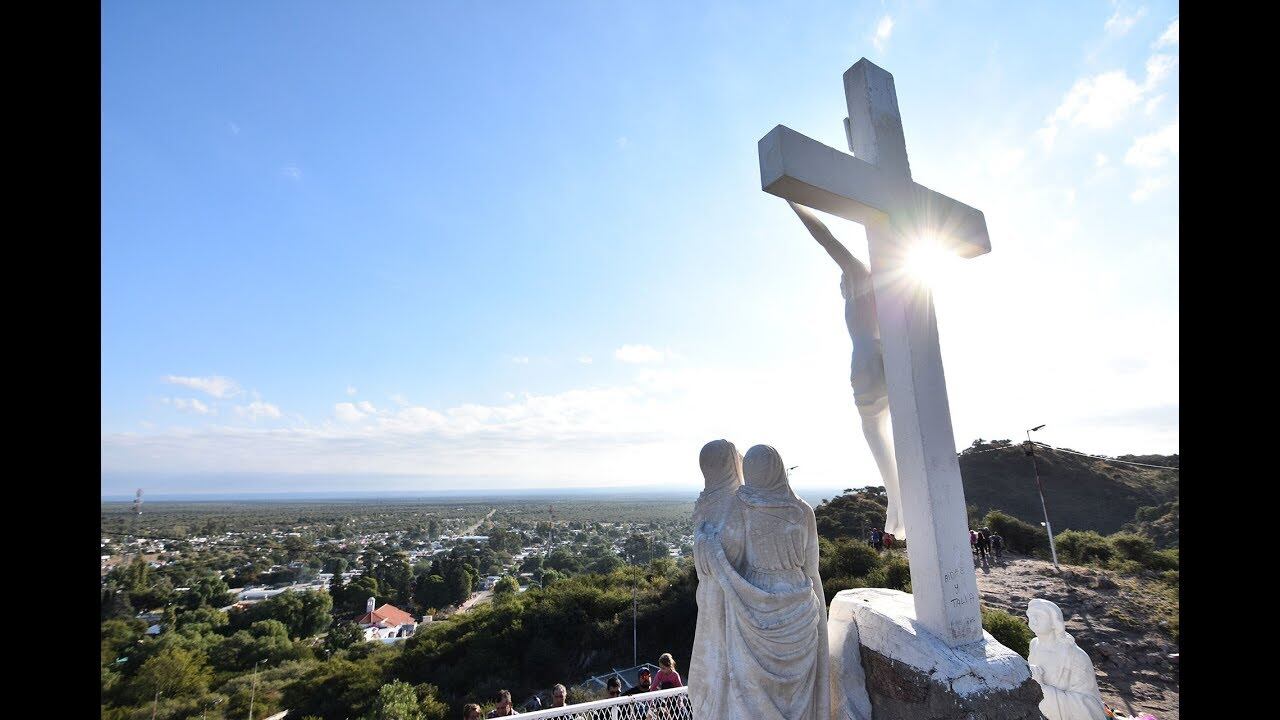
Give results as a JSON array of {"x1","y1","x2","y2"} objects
[{"x1": 758, "y1": 58, "x2": 990, "y2": 647}]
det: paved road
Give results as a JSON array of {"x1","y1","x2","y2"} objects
[
  {"x1": 455, "y1": 589, "x2": 493, "y2": 614},
  {"x1": 461, "y1": 509, "x2": 495, "y2": 536}
]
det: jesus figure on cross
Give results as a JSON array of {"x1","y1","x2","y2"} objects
[{"x1": 786, "y1": 200, "x2": 905, "y2": 539}]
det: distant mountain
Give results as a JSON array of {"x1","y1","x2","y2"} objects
[{"x1": 958, "y1": 441, "x2": 1179, "y2": 537}]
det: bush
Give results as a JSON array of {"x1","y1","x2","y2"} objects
[
  {"x1": 1150, "y1": 548, "x2": 1179, "y2": 572},
  {"x1": 866, "y1": 554, "x2": 911, "y2": 592},
  {"x1": 982, "y1": 510, "x2": 1048, "y2": 556},
  {"x1": 822, "y1": 539, "x2": 882, "y2": 580},
  {"x1": 1108, "y1": 533, "x2": 1155, "y2": 566},
  {"x1": 1054, "y1": 530, "x2": 1113, "y2": 565},
  {"x1": 981, "y1": 606, "x2": 1033, "y2": 658}
]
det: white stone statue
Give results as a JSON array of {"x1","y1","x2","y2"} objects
[
  {"x1": 696, "y1": 444, "x2": 830, "y2": 720},
  {"x1": 689, "y1": 439, "x2": 743, "y2": 719},
  {"x1": 787, "y1": 200, "x2": 905, "y2": 538},
  {"x1": 1026, "y1": 598, "x2": 1107, "y2": 720}
]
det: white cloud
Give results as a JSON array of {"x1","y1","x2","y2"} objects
[
  {"x1": 1046, "y1": 71, "x2": 1143, "y2": 135},
  {"x1": 873, "y1": 15, "x2": 894, "y2": 52},
  {"x1": 334, "y1": 402, "x2": 366, "y2": 423},
  {"x1": 1155, "y1": 18, "x2": 1178, "y2": 47},
  {"x1": 165, "y1": 397, "x2": 213, "y2": 415},
  {"x1": 579, "y1": 356, "x2": 594, "y2": 364},
  {"x1": 236, "y1": 401, "x2": 282, "y2": 420},
  {"x1": 1143, "y1": 54, "x2": 1177, "y2": 93},
  {"x1": 1095, "y1": 153, "x2": 1110, "y2": 168},
  {"x1": 1144, "y1": 94, "x2": 1165, "y2": 116},
  {"x1": 512, "y1": 356, "x2": 530, "y2": 364},
  {"x1": 614, "y1": 344, "x2": 671, "y2": 364},
  {"x1": 357, "y1": 400, "x2": 377, "y2": 414},
  {"x1": 346, "y1": 385, "x2": 358, "y2": 396},
  {"x1": 616, "y1": 136, "x2": 629, "y2": 150},
  {"x1": 1104, "y1": 6, "x2": 1147, "y2": 36},
  {"x1": 163, "y1": 375, "x2": 240, "y2": 399},
  {"x1": 1124, "y1": 121, "x2": 1178, "y2": 169},
  {"x1": 1130, "y1": 175, "x2": 1171, "y2": 202},
  {"x1": 281, "y1": 166, "x2": 303, "y2": 180},
  {"x1": 390, "y1": 394, "x2": 411, "y2": 407}
]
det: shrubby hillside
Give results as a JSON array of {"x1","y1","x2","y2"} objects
[{"x1": 958, "y1": 441, "x2": 1178, "y2": 541}]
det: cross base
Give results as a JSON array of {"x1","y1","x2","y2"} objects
[{"x1": 829, "y1": 589, "x2": 1043, "y2": 720}]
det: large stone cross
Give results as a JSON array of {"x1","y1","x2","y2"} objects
[{"x1": 758, "y1": 58, "x2": 988, "y2": 647}]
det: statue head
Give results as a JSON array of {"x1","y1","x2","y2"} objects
[
  {"x1": 743, "y1": 444, "x2": 792, "y2": 496},
  {"x1": 1026, "y1": 598, "x2": 1069, "y2": 642},
  {"x1": 699, "y1": 439, "x2": 743, "y2": 494}
]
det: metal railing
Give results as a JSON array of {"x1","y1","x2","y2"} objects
[{"x1": 515, "y1": 687, "x2": 691, "y2": 720}]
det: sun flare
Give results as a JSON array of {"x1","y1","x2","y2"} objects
[{"x1": 904, "y1": 236, "x2": 957, "y2": 285}]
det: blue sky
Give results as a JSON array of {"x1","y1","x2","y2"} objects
[{"x1": 102, "y1": 1, "x2": 1178, "y2": 496}]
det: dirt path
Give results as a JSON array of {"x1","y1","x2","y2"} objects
[{"x1": 972, "y1": 553, "x2": 1179, "y2": 719}]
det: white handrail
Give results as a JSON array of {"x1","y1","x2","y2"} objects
[{"x1": 515, "y1": 686, "x2": 690, "y2": 720}]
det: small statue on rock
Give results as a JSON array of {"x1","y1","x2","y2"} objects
[{"x1": 1026, "y1": 598, "x2": 1107, "y2": 720}]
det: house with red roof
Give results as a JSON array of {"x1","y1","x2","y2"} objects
[{"x1": 355, "y1": 597, "x2": 419, "y2": 642}]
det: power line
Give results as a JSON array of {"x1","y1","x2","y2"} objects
[
  {"x1": 1028, "y1": 442, "x2": 1179, "y2": 471},
  {"x1": 957, "y1": 441, "x2": 1178, "y2": 471}
]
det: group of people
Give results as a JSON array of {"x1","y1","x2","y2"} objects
[
  {"x1": 460, "y1": 654, "x2": 684, "y2": 718},
  {"x1": 867, "y1": 527, "x2": 895, "y2": 551},
  {"x1": 969, "y1": 527, "x2": 1004, "y2": 562}
]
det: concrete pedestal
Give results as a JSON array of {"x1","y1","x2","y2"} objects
[{"x1": 829, "y1": 588, "x2": 1045, "y2": 720}]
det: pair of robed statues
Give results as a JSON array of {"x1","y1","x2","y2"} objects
[{"x1": 689, "y1": 440, "x2": 830, "y2": 720}]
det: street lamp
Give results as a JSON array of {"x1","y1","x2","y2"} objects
[
  {"x1": 203, "y1": 697, "x2": 224, "y2": 720},
  {"x1": 1025, "y1": 424, "x2": 1059, "y2": 571}
]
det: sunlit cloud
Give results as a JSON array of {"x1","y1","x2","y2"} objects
[
  {"x1": 1130, "y1": 175, "x2": 1171, "y2": 202},
  {"x1": 162, "y1": 375, "x2": 240, "y2": 399},
  {"x1": 1104, "y1": 6, "x2": 1147, "y2": 36},
  {"x1": 1155, "y1": 18, "x2": 1178, "y2": 47},
  {"x1": 615, "y1": 344, "x2": 671, "y2": 364},
  {"x1": 1124, "y1": 121, "x2": 1178, "y2": 169},
  {"x1": 164, "y1": 397, "x2": 214, "y2": 415},
  {"x1": 235, "y1": 401, "x2": 282, "y2": 421},
  {"x1": 873, "y1": 15, "x2": 894, "y2": 52}
]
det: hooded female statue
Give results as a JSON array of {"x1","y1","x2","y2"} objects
[
  {"x1": 688, "y1": 439, "x2": 744, "y2": 719},
  {"x1": 697, "y1": 444, "x2": 830, "y2": 720},
  {"x1": 1026, "y1": 598, "x2": 1107, "y2": 720}
]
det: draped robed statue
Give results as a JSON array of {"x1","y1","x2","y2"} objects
[{"x1": 691, "y1": 442, "x2": 831, "y2": 720}]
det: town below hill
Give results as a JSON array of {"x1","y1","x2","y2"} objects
[{"x1": 100, "y1": 440, "x2": 1178, "y2": 719}]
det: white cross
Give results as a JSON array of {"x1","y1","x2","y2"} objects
[{"x1": 758, "y1": 58, "x2": 988, "y2": 647}]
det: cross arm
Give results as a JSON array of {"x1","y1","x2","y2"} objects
[{"x1": 758, "y1": 125, "x2": 990, "y2": 259}]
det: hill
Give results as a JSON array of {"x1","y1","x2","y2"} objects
[{"x1": 958, "y1": 441, "x2": 1178, "y2": 539}]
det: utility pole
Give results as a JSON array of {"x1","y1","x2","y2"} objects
[
  {"x1": 1025, "y1": 425, "x2": 1059, "y2": 571},
  {"x1": 247, "y1": 659, "x2": 262, "y2": 720}
]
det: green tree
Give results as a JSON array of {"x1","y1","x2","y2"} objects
[
  {"x1": 242, "y1": 590, "x2": 333, "y2": 639},
  {"x1": 443, "y1": 564, "x2": 472, "y2": 607},
  {"x1": 371, "y1": 680, "x2": 423, "y2": 720},
  {"x1": 325, "y1": 622, "x2": 365, "y2": 655},
  {"x1": 128, "y1": 645, "x2": 211, "y2": 702},
  {"x1": 493, "y1": 576, "x2": 520, "y2": 597},
  {"x1": 179, "y1": 574, "x2": 232, "y2": 610},
  {"x1": 412, "y1": 683, "x2": 450, "y2": 720}
]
